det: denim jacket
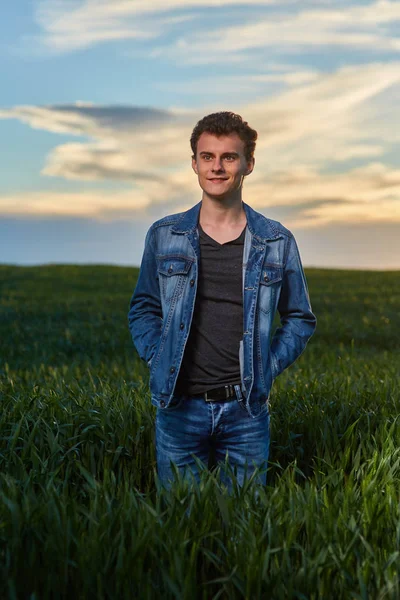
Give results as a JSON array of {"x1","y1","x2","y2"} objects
[{"x1": 128, "y1": 201, "x2": 316, "y2": 417}]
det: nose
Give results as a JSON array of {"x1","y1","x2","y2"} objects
[{"x1": 211, "y1": 157, "x2": 224, "y2": 172}]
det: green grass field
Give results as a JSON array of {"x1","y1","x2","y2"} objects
[{"x1": 0, "y1": 264, "x2": 399, "y2": 599}]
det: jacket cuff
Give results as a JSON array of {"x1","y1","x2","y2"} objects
[{"x1": 270, "y1": 350, "x2": 279, "y2": 379}]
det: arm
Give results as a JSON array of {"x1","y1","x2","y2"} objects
[
  {"x1": 270, "y1": 233, "x2": 316, "y2": 379},
  {"x1": 128, "y1": 226, "x2": 163, "y2": 367}
]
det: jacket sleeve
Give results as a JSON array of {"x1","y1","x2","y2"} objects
[
  {"x1": 270, "y1": 233, "x2": 316, "y2": 379},
  {"x1": 128, "y1": 226, "x2": 163, "y2": 366}
]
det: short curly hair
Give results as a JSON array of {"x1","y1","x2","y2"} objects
[{"x1": 190, "y1": 111, "x2": 258, "y2": 162}]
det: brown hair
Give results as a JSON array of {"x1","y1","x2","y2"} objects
[{"x1": 190, "y1": 111, "x2": 257, "y2": 162}]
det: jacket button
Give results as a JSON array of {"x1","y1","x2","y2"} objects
[
  {"x1": 168, "y1": 266, "x2": 173, "y2": 274},
  {"x1": 264, "y1": 274, "x2": 269, "y2": 282},
  {"x1": 170, "y1": 366, "x2": 176, "y2": 374},
  {"x1": 180, "y1": 323, "x2": 184, "y2": 330},
  {"x1": 190, "y1": 279, "x2": 195, "y2": 287},
  {"x1": 160, "y1": 400, "x2": 166, "y2": 408}
]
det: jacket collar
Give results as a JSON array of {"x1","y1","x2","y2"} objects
[
  {"x1": 242, "y1": 202, "x2": 282, "y2": 242},
  {"x1": 171, "y1": 200, "x2": 281, "y2": 242},
  {"x1": 171, "y1": 201, "x2": 201, "y2": 234}
]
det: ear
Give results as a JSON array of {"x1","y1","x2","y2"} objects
[
  {"x1": 245, "y1": 157, "x2": 255, "y2": 176},
  {"x1": 192, "y1": 156, "x2": 198, "y2": 174}
]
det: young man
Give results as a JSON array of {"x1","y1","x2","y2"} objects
[{"x1": 128, "y1": 112, "x2": 316, "y2": 489}]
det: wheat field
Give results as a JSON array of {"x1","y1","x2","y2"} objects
[{"x1": 0, "y1": 264, "x2": 399, "y2": 599}]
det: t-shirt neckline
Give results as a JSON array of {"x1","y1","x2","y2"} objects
[{"x1": 198, "y1": 223, "x2": 246, "y2": 247}]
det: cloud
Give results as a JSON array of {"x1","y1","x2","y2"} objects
[
  {"x1": 0, "y1": 62, "x2": 399, "y2": 227},
  {"x1": 34, "y1": 1, "x2": 195, "y2": 52},
  {"x1": 32, "y1": 0, "x2": 400, "y2": 59},
  {"x1": 155, "y1": 0, "x2": 400, "y2": 65},
  {"x1": 0, "y1": 102, "x2": 197, "y2": 181},
  {"x1": 0, "y1": 161, "x2": 399, "y2": 229},
  {"x1": 249, "y1": 162, "x2": 400, "y2": 226},
  {"x1": 0, "y1": 185, "x2": 194, "y2": 220},
  {"x1": 246, "y1": 61, "x2": 400, "y2": 165},
  {"x1": 154, "y1": 70, "x2": 321, "y2": 96},
  {"x1": 33, "y1": 0, "x2": 286, "y2": 53},
  {"x1": 2, "y1": 61, "x2": 398, "y2": 178},
  {"x1": 41, "y1": 142, "x2": 165, "y2": 182},
  {"x1": 0, "y1": 190, "x2": 148, "y2": 219},
  {"x1": 40, "y1": 139, "x2": 193, "y2": 183},
  {"x1": 0, "y1": 104, "x2": 173, "y2": 137},
  {"x1": 297, "y1": 198, "x2": 400, "y2": 227}
]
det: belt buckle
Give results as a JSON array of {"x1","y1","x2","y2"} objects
[{"x1": 204, "y1": 384, "x2": 235, "y2": 402}]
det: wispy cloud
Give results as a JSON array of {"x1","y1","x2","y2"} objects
[
  {"x1": 0, "y1": 162, "x2": 399, "y2": 229},
  {"x1": 34, "y1": 0, "x2": 284, "y2": 53},
  {"x1": 34, "y1": 0, "x2": 195, "y2": 52},
  {"x1": 155, "y1": 70, "x2": 321, "y2": 96},
  {"x1": 32, "y1": 0, "x2": 400, "y2": 63},
  {"x1": 0, "y1": 189, "x2": 152, "y2": 219},
  {"x1": 155, "y1": 0, "x2": 400, "y2": 65},
  {"x1": 250, "y1": 162, "x2": 400, "y2": 226},
  {"x1": 32, "y1": 0, "x2": 400, "y2": 59},
  {"x1": 1, "y1": 61, "x2": 399, "y2": 226},
  {"x1": 0, "y1": 104, "x2": 173, "y2": 137}
]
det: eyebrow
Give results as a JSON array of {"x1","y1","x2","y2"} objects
[{"x1": 199, "y1": 151, "x2": 240, "y2": 157}]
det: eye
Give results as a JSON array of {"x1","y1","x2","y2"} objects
[{"x1": 202, "y1": 155, "x2": 212, "y2": 161}]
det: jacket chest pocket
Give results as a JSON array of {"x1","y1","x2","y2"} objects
[
  {"x1": 157, "y1": 255, "x2": 193, "y2": 302},
  {"x1": 258, "y1": 265, "x2": 283, "y2": 315}
]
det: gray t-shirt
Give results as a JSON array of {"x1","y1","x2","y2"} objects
[{"x1": 175, "y1": 224, "x2": 245, "y2": 396}]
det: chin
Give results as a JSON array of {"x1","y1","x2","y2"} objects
[
  {"x1": 205, "y1": 184, "x2": 230, "y2": 195},
  {"x1": 205, "y1": 189, "x2": 228, "y2": 198}
]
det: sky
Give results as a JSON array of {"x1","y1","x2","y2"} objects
[{"x1": 1, "y1": 0, "x2": 400, "y2": 269}]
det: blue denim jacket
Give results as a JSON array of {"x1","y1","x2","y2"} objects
[{"x1": 128, "y1": 201, "x2": 316, "y2": 417}]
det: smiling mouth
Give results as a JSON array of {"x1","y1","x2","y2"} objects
[{"x1": 209, "y1": 178, "x2": 227, "y2": 182}]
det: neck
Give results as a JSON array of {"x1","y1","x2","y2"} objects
[{"x1": 200, "y1": 193, "x2": 245, "y2": 225}]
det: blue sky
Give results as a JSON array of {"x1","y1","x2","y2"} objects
[{"x1": 1, "y1": 0, "x2": 400, "y2": 269}]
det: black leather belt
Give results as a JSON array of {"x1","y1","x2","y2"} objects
[{"x1": 199, "y1": 384, "x2": 238, "y2": 402}]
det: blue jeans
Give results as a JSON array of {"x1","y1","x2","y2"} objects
[{"x1": 155, "y1": 395, "x2": 270, "y2": 490}]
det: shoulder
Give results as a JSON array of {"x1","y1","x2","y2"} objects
[
  {"x1": 263, "y1": 216, "x2": 293, "y2": 239},
  {"x1": 144, "y1": 210, "x2": 188, "y2": 245},
  {"x1": 149, "y1": 210, "x2": 187, "y2": 231},
  {"x1": 147, "y1": 201, "x2": 201, "y2": 239},
  {"x1": 244, "y1": 203, "x2": 293, "y2": 240}
]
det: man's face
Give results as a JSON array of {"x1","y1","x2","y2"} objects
[{"x1": 192, "y1": 132, "x2": 254, "y2": 199}]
